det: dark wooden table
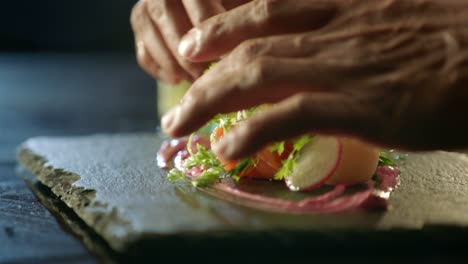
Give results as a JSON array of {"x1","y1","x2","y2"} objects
[{"x1": 0, "y1": 53, "x2": 156, "y2": 264}]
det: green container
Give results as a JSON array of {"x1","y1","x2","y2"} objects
[
  {"x1": 157, "y1": 80, "x2": 191, "y2": 117},
  {"x1": 157, "y1": 80, "x2": 214, "y2": 135}
]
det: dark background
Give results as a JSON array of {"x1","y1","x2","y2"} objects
[
  {"x1": 0, "y1": 1, "x2": 158, "y2": 263},
  {"x1": 0, "y1": 0, "x2": 136, "y2": 52}
]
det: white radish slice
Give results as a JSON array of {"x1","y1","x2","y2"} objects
[
  {"x1": 326, "y1": 138, "x2": 380, "y2": 185},
  {"x1": 285, "y1": 136, "x2": 342, "y2": 191}
]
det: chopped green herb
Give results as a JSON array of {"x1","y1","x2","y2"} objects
[
  {"x1": 226, "y1": 158, "x2": 253, "y2": 180},
  {"x1": 211, "y1": 112, "x2": 237, "y2": 132},
  {"x1": 184, "y1": 143, "x2": 223, "y2": 170},
  {"x1": 167, "y1": 168, "x2": 190, "y2": 183},
  {"x1": 268, "y1": 141, "x2": 285, "y2": 156},
  {"x1": 170, "y1": 131, "x2": 226, "y2": 187},
  {"x1": 274, "y1": 135, "x2": 312, "y2": 180},
  {"x1": 378, "y1": 155, "x2": 395, "y2": 166},
  {"x1": 293, "y1": 135, "x2": 311, "y2": 152},
  {"x1": 378, "y1": 151, "x2": 396, "y2": 166},
  {"x1": 274, "y1": 156, "x2": 296, "y2": 180},
  {"x1": 192, "y1": 168, "x2": 221, "y2": 187}
]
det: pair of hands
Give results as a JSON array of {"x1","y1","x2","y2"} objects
[{"x1": 132, "y1": 0, "x2": 468, "y2": 160}]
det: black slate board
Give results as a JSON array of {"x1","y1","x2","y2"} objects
[{"x1": 15, "y1": 133, "x2": 468, "y2": 263}]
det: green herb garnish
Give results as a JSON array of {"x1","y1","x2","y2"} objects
[
  {"x1": 378, "y1": 150, "x2": 396, "y2": 166},
  {"x1": 167, "y1": 109, "x2": 260, "y2": 187},
  {"x1": 378, "y1": 155, "x2": 395, "y2": 166},
  {"x1": 268, "y1": 141, "x2": 285, "y2": 156},
  {"x1": 274, "y1": 135, "x2": 312, "y2": 180},
  {"x1": 169, "y1": 105, "x2": 402, "y2": 188},
  {"x1": 167, "y1": 168, "x2": 190, "y2": 183},
  {"x1": 167, "y1": 107, "x2": 313, "y2": 186}
]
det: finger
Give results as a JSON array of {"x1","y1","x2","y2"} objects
[
  {"x1": 181, "y1": 0, "x2": 225, "y2": 26},
  {"x1": 146, "y1": 0, "x2": 208, "y2": 80},
  {"x1": 134, "y1": 40, "x2": 163, "y2": 81},
  {"x1": 131, "y1": 0, "x2": 186, "y2": 83},
  {"x1": 212, "y1": 93, "x2": 369, "y2": 160},
  {"x1": 161, "y1": 56, "x2": 343, "y2": 138},
  {"x1": 178, "y1": 0, "x2": 337, "y2": 61}
]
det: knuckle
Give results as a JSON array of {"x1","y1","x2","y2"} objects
[
  {"x1": 243, "y1": 118, "x2": 264, "y2": 139},
  {"x1": 135, "y1": 41, "x2": 146, "y2": 61},
  {"x1": 235, "y1": 40, "x2": 266, "y2": 65},
  {"x1": 253, "y1": 0, "x2": 282, "y2": 24},
  {"x1": 290, "y1": 94, "x2": 311, "y2": 115},
  {"x1": 240, "y1": 124, "x2": 258, "y2": 144},
  {"x1": 187, "y1": 63, "x2": 207, "y2": 79},
  {"x1": 248, "y1": 57, "x2": 272, "y2": 84},
  {"x1": 204, "y1": 15, "x2": 224, "y2": 39},
  {"x1": 136, "y1": 49, "x2": 150, "y2": 67},
  {"x1": 292, "y1": 34, "x2": 311, "y2": 51},
  {"x1": 146, "y1": 0, "x2": 170, "y2": 21},
  {"x1": 184, "y1": 89, "x2": 206, "y2": 112},
  {"x1": 136, "y1": 54, "x2": 157, "y2": 75},
  {"x1": 136, "y1": 56, "x2": 147, "y2": 70},
  {"x1": 165, "y1": 63, "x2": 183, "y2": 79},
  {"x1": 130, "y1": 1, "x2": 146, "y2": 27}
]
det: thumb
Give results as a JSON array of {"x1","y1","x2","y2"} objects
[{"x1": 178, "y1": 0, "x2": 336, "y2": 62}]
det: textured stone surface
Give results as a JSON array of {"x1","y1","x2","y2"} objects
[{"x1": 16, "y1": 133, "x2": 468, "y2": 256}]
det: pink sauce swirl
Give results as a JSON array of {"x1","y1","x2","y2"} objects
[{"x1": 157, "y1": 136, "x2": 400, "y2": 214}]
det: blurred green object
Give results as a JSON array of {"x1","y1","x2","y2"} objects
[
  {"x1": 157, "y1": 80, "x2": 214, "y2": 135},
  {"x1": 157, "y1": 64, "x2": 218, "y2": 117},
  {"x1": 157, "y1": 80, "x2": 191, "y2": 117}
]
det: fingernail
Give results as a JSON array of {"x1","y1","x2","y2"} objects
[
  {"x1": 161, "y1": 106, "x2": 178, "y2": 132},
  {"x1": 178, "y1": 28, "x2": 200, "y2": 58}
]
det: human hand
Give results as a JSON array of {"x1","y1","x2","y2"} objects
[
  {"x1": 130, "y1": 0, "x2": 249, "y2": 83},
  {"x1": 162, "y1": 0, "x2": 468, "y2": 159},
  {"x1": 177, "y1": 0, "x2": 337, "y2": 62}
]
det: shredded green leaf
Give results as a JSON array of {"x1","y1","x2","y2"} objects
[
  {"x1": 166, "y1": 131, "x2": 225, "y2": 187},
  {"x1": 226, "y1": 158, "x2": 253, "y2": 179},
  {"x1": 378, "y1": 155, "x2": 395, "y2": 166},
  {"x1": 192, "y1": 168, "x2": 221, "y2": 187},
  {"x1": 167, "y1": 168, "x2": 190, "y2": 183},
  {"x1": 211, "y1": 112, "x2": 237, "y2": 132},
  {"x1": 293, "y1": 135, "x2": 311, "y2": 152},
  {"x1": 378, "y1": 150, "x2": 396, "y2": 166},
  {"x1": 167, "y1": 144, "x2": 225, "y2": 187},
  {"x1": 274, "y1": 156, "x2": 296, "y2": 181},
  {"x1": 184, "y1": 143, "x2": 223, "y2": 170},
  {"x1": 268, "y1": 141, "x2": 285, "y2": 156},
  {"x1": 274, "y1": 135, "x2": 312, "y2": 180}
]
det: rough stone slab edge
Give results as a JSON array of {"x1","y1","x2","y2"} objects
[
  {"x1": 17, "y1": 166, "x2": 120, "y2": 264},
  {"x1": 16, "y1": 142, "x2": 135, "y2": 252}
]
